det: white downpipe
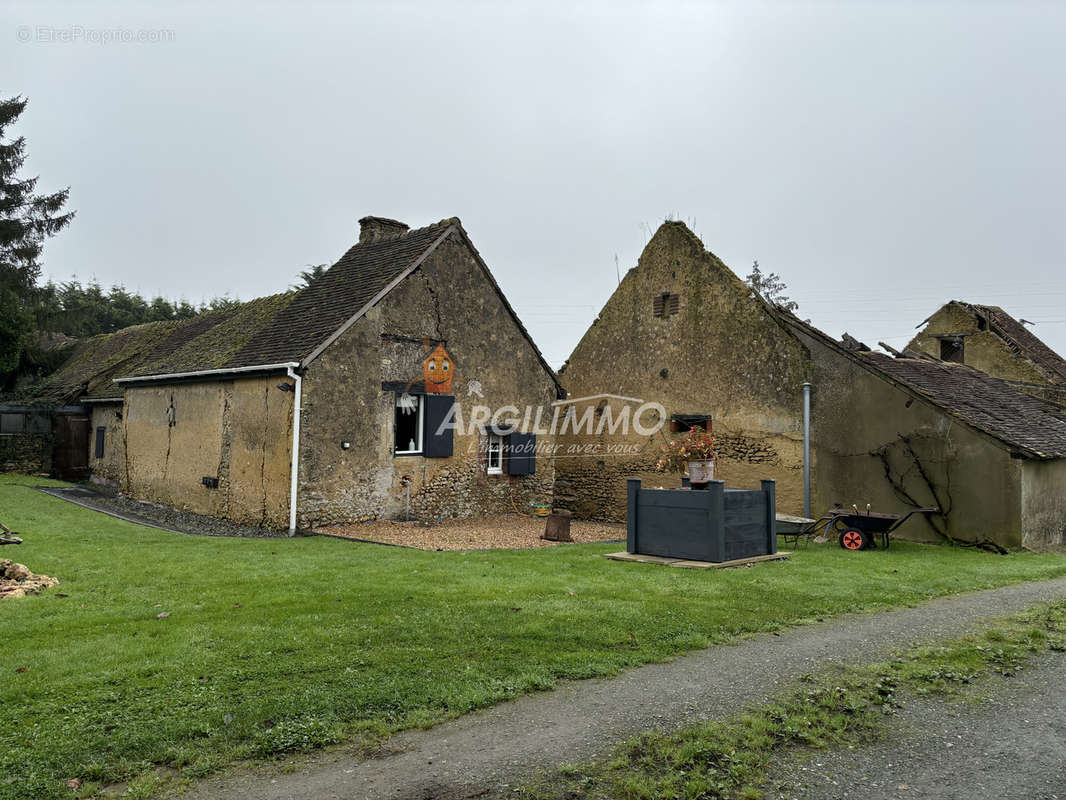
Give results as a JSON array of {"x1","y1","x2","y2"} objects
[
  {"x1": 802, "y1": 382, "x2": 812, "y2": 519},
  {"x1": 287, "y1": 366, "x2": 303, "y2": 536}
]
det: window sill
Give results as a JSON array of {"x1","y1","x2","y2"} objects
[{"x1": 394, "y1": 452, "x2": 424, "y2": 457}]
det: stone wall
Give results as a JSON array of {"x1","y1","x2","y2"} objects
[
  {"x1": 555, "y1": 221, "x2": 810, "y2": 520},
  {"x1": 122, "y1": 375, "x2": 293, "y2": 528},
  {"x1": 297, "y1": 231, "x2": 559, "y2": 526},
  {"x1": 0, "y1": 434, "x2": 51, "y2": 475}
]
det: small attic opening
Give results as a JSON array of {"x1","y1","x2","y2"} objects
[
  {"x1": 939, "y1": 336, "x2": 965, "y2": 363},
  {"x1": 653, "y1": 292, "x2": 680, "y2": 318}
]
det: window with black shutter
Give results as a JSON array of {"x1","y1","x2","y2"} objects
[
  {"x1": 506, "y1": 432, "x2": 536, "y2": 475},
  {"x1": 394, "y1": 393, "x2": 424, "y2": 454},
  {"x1": 94, "y1": 427, "x2": 106, "y2": 459},
  {"x1": 423, "y1": 394, "x2": 455, "y2": 458}
]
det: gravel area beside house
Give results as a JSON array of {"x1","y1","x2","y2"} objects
[
  {"x1": 36, "y1": 486, "x2": 291, "y2": 538},
  {"x1": 37, "y1": 486, "x2": 625, "y2": 548},
  {"x1": 315, "y1": 515, "x2": 625, "y2": 550}
]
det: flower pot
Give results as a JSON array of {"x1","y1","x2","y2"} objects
[{"x1": 687, "y1": 459, "x2": 715, "y2": 483}]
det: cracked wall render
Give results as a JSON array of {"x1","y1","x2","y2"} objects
[
  {"x1": 122, "y1": 376, "x2": 292, "y2": 527},
  {"x1": 297, "y1": 233, "x2": 558, "y2": 526},
  {"x1": 791, "y1": 325, "x2": 1024, "y2": 548},
  {"x1": 1022, "y1": 459, "x2": 1066, "y2": 551}
]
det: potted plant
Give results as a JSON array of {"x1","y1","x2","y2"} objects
[{"x1": 655, "y1": 428, "x2": 716, "y2": 483}]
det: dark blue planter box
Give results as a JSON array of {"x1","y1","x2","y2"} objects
[{"x1": 626, "y1": 478, "x2": 777, "y2": 563}]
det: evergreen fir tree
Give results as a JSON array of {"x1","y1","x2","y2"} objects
[{"x1": 0, "y1": 96, "x2": 74, "y2": 371}]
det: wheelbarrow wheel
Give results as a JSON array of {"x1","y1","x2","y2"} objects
[{"x1": 840, "y1": 529, "x2": 871, "y2": 551}]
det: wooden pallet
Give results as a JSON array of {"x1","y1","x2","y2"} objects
[{"x1": 603, "y1": 551, "x2": 790, "y2": 569}]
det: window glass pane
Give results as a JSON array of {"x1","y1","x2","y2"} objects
[
  {"x1": 395, "y1": 394, "x2": 422, "y2": 453},
  {"x1": 487, "y1": 434, "x2": 502, "y2": 471}
]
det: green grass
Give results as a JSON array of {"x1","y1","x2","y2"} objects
[
  {"x1": 2, "y1": 473, "x2": 1066, "y2": 799},
  {"x1": 518, "y1": 601, "x2": 1066, "y2": 800}
]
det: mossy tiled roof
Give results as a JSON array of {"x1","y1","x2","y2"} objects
[
  {"x1": 225, "y1": 219, "x2": 456, "y2": 368},
  {"x1": 22, "y1": 321, "x2": 180, "y2": 403},
  {"x1": 25, "y1": 215, "x2": 562, "y2": 400},
  {"x1": 126, "y1": 292, "x2": 299, "y2": 377}
]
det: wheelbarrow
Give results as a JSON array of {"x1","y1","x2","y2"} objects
[
  {"x1": 832, "y1": 506, "x2": 938, "y2": 550},
  {"x1": 776, "y1": 507, "x2": 938, "y2": 550}
]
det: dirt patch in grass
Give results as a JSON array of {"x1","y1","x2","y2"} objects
[{"x1": 315, "y1": 515, "x2": 625, "y2": 550}]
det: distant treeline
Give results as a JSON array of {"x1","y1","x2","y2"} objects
[
  {"x1": 30, "y1": 279, "x2": 241, "y2": 338},
  {"x1": 0, "y1": 281, "x2": 243, "y2": 394}
]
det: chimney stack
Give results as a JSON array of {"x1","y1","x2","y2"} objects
[{"x1": 359, "y1": 216, "x2": 410, "y2": 244}]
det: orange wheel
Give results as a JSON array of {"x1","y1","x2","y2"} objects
[{"x1": 840, "y1": 529, "x2": 869, "y2": 550}]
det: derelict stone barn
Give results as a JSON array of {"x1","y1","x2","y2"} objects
[
  {"x1": 907, "y1": 301, "x2": 1066, "y2": 407},
  {"x1": 556, "y1": 220, "x2": 1066, "y2": 550},
  {"x1": 554, "y1": 221, "x2": 810, "y2": 520},
  {"x1": 783, "y1": 317, "x2": 1066, "y2": 551},
  {"x1": 13, "y1": 216, "x2": 562, "y2": 530}
]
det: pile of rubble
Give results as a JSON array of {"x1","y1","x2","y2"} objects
[{"x1": 0, "y1": 559, "x2": 59, "y2": 599}]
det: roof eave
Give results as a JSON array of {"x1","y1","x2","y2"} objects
[
  {"x1": 114, "y1": 361, "x2": 300, "y2": 386},
  {"x1": 777, "y1": 313, "x2": 1046, "y2": 460}
]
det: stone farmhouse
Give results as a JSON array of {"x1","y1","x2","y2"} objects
[
  {"x1": 556, "y1": 221, "x2": 1066, "y2": 550},
  {"x1": 7, "y1": 216, "x2": 562, "y2": 532},
  {"x1": 907, "y1": 301, "x2": 1066, "y2": 407}
]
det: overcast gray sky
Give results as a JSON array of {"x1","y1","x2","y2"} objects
[{"x1": 5, "y1": 1, "x2": 1065, "y2": 368}]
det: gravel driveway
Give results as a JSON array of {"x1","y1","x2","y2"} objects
[{"x1": 178, "y1": 575, "x2": 1066, "y2": 800}]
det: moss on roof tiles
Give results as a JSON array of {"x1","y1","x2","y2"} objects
[
  {"x1": 128, "y1": 292, "x2": 299, "y2": 377},
  {"x1": 18, "y1": 321, "x2": 180, "y2": 403}
]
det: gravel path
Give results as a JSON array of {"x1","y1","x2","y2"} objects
[
  {"x1": 36, "y1": 486, "x2": 290, "y2": 538},
  {"x1": 180, "y1": 575, "x2": 1066, "y2": 800},
  {"x1": 765, "y1": 652, "x2": 1066, "y2": 799},
  {"x1": 317, "y1": 516, "x2": 624, "y2": 550}
]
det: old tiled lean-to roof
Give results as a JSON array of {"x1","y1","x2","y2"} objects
[
  {"x1": 27, "y1": 216, "x2": 563, "y2": 400},
  {"x1": 780, "y1": 313, "x2": 1066, "y2": 460},
  {"x1": 859, "y1": 352, "x2": 1066, "y2": 459}
]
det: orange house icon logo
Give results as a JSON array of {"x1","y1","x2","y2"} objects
[{"x1": 422, "y1": 342, "x2": 454, "y2": 394}]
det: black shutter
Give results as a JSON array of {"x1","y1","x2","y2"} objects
[
  {"x1": 507, "y1": 433, "x2": 536, "y2": 475},
  {"x1": 423, "y1": 395, "x2": 454, "y2": 458},
  {"x1": 94, "y1": 427, "x2": 106, "y2": 459}
]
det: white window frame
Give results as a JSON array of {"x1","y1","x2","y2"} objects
[
  {"x1": 486, "y1": 432, "x2": 504, "y2": 475},
  {"x1": 394, "y1": 393, "x2": 424, "y2": 455}
]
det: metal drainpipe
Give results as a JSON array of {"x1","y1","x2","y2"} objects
[
  {"x1": 287, "y1": 366, "x2": 303, "y2": 537},
  {"x1": 802, "y1": 382, "x2": 812, "y2": 518}
]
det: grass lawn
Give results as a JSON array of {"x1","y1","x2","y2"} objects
[{"x1": 3, "y1": 473, "x2": 1066, "y2": 799}]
